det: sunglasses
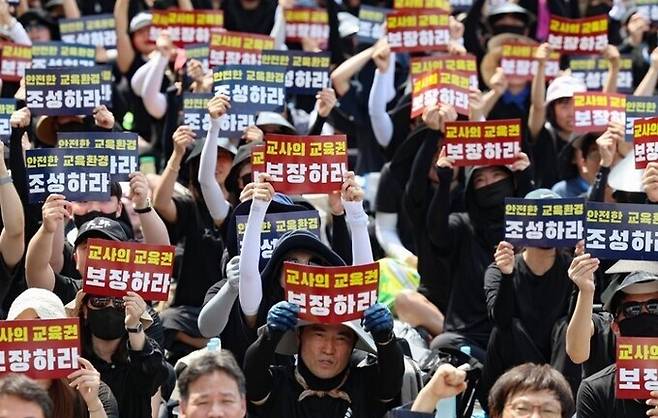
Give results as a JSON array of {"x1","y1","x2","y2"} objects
[
  {"x1": 617, "y1": 299, "x2": 658, "y2": 319},
  {"x1": 88, "y1": 296, "x2": 125, "y2": 311}
]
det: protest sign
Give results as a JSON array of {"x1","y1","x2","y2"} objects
[
  {"x1": 25, "y1": 67, "x2": 111, "y2": 116},
  {"x1": 83, "y1": 238, "x2": 174, "y2": 301},
  {"x1": 183, "y1": 93, "x2": 212, "y2": 138},
  {"x1": 209, "y1": 31, "x2": 274, "y2": 67},
  {"x1": 0, "y1": 43, "x2": 31, "y2": 81},
  {"x1": 261, "y1": 50, "x2": 330, "y2": 95},
  {"x1": 284, "y1": 8, "x2": 329, "y2": 46},
  {"x1": 585, "y1": 202, "x2": 658, "y2": 260},
  {"x1": 254, "y1": 134, "x2": 347, "y2": 194},
  {"x1": 284, "y1": 262, "x2": 379, "y2": 323},
  {"x1": 0, "y1": 99, "x2": 14, "y2": 145},
  {"x1": 500, "y1": 42, "x2": 560, "y2": 81},
  {"x1": 57, "y1": 132, "x2": 139, "y2": 181},
  {"x1": 504, "y1": 197, "x2": 585, "y2": 247},
  {"x1": 633, "y1": 117, "x2": 658, "y2": 169},
  {"x1": 573, "y1": 92, "x2": 626, "y2": 134},
  {"x1": 450, "y1": 0, "x2": 472, "y2": 12},
  {"x1": 392, "y1": 0, "x2": 450, "y2": 9},
  {"x1": 25, "y1": 148, "x2": 111, "y2": 203},
  {"x1": 626, "y1": 97, "x2": 658, "y2": 142},
  {"x1": 31, "y1": 42, "x2": 96, "y2": 69},
  {"x1": 0, "y1": 318, "x2": 80, "y2": 379},
  {"x1": 616, "y1": 336, "x2": 658, "y2": 399},
  {"x1": 411, "y1": 71, "x2": 471, "y2": 117},
  {"x1": 443, "y1": 119, "x2": 522, "y2": 167},
  {"x1": 184, "y1": 44, "x2": 210, "y2": 73},
  {"x1": 387, "y1": 10, "x2": 450, "y2": 52},
  {"x1": 236, "y1": 210, "x2": 321, "y2": 261},
  {"x1": 357, "y1": 6, "x2": 389, "y2": 45},
  {"x1": 59, "y1": 14, "x2": 116, "y2": 48},
  {"x1": 570, "y1": 55, "x2": 633, "y2": 93},
  {"x1": 150, "y1": 9, "x2": 223, "y2": 47},
  {"x1": 547, "y1": 15, "x2": 608, "y2": 54},
  {"x1": 636, "y1": 0, "x2": 658, "y2": 24},
  {"x1": 410, "y1": 54, "x2": 478, "y2": 88}
]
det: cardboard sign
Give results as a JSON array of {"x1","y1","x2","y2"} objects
[
  {"x1": 626, "y1": 97, "x2": 658, "y2": 142},
  {"x1": 570, "y1": 55, "x2": 633, "y2": 93},
  {"x1": 261, "y1": 50, "x2": 330, "y2": 95},
  {"x1": 411, "y1": 71, "x2": 471, "y2": 117},
  {"x1": 236, "y1": 210, "x2": 321, "y2": 263},
  {"x1": 392, "y1": 0, "x2": 450, "y2": 10},
  {"x1": 0, "y1": 318, "x2": 80, "y2": 379},
  {"x1": 183, "y1": 93, "x2": 212, "y2": 138},
  {"x1": 254, "y1": 134, "x2": 347, "y2": 194},
  {"x1": 387, "y1": 10, "x2": 450, "y2": 52},
  {"x1": 184, "y1": 44, "x2": 210, "y2": 73},
  {"x1": 443, "y1": 119, "x2": 522, "y2": 167},
  {"x1": 410, "y1": 54, "x2": 478, "y2": 87},
  {"x1": 25, "y1": 148, "x2": 111, "y2": 203},
  {"x1": 57, "y1": 132, "x2": 139, "y2": 181},
  {"x1": 59, "y1": 14, "x2": 117, "y2": 48},
  {"x1": 0, "y1": 43, "x2": 31, "y2": 81},
  {"x1": 504, "y1": 197, "x2": 585, "y2": 247},
  {"x1": 616, "y1": 337, "x2": 658, "y2": 399},
  {"x1": 209, "y1": 31, "x2": 275, "y2": 67},
  {"x1": 83, "y1": 238, "x2": 174, "y2": 301},
  {"x1": 150, "y1": 9, "x2": 224, "y2": 47},
  {"x1": 284, "y1": 262, "x2": 379, "y2": 323},
  {"x1": 31, "y1": 42, "x2": 96, "y2": 69},
  {"x1": 0, "y1": 99, "x2": 14, "y2": 145},
  {"x1": 633, "y1": 117, "x2": 658, "y2": 169},
  {"x1": 547, "y1": 15, "x2": 608, "y2": 54},
  {"x1": 25, "y1": 67, "x2": 111, "y2": 116},
  {"x1": 573, "y1": 92, "x2": 626, "y2": 134},
  {"x1": 284, "y1": 8, "x2": 329, "y2": 45},
  {"x1": 500, "y1": 42, "x2": 560, "y2": 81},
  {"x1": 357, "y1": 6, "x2": 390, "y2": 45},
  {"x1": 636, "y1": 0, "x2": 658, "y2": 24},
  {"x1": 585, "y1": 202, "x2": 658, "y2": 260}
]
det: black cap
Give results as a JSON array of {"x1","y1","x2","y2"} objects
[
  {"x1": 602, "y1": 260, "x2": 658, "y2": 313},
  {"x1": 75, "y1": 217, "x2": 129, "y2": 247}
]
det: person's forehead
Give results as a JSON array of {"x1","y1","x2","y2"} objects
[
  {"x1": 474, "y1": 166, "x2": 507, "y2": 178},
  {"x1": 305, "y1": 323, "x2": 355, "y2": 337},
  {"x1": 622, "y1": 291, "x2": 658, "y2": 303},
  {"x1": 286, "y1": 249, "x2": 314, "y2": 259},
  {"x1": 188, "y1": 371, "x2": 241, "y2": 396},
  {"x1": 508, "y1": 389, "x2": 560, "y2": 405}
]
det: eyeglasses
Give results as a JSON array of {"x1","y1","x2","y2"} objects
[
  {"x1": 88, "y1": 296, "x2": 125, "y2": 311},
  {"x1": 506, "y1": 401, "x2": 561, "y2": 418},
  {"x1": 617, "y1": 299, "x2": 658, "y2": 319}
]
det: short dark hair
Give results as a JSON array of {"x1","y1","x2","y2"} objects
[
  {"x1": 177, "y1": 351, "x2": 246, "y2": 401},
  {"x1": 0, "y1": 374, "x2": 53, "y2": 418},
  {"x1": 488, "y1": 363, "x2": 574, "y2": 418}
]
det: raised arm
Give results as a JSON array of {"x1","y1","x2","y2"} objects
[
  {"x1": 330, "y1": 45, "x2": 375, "y2": 97},
  {"x1": 62, "y1": 0, "x2": 81, "y2": 18},
  {"x1": 368, "y1": 41, "x2": 396, "y2": 148},
  {"x1": 566, "y1": 252, "x2": 598, "y2": 364},
  {"x1": 0, "y1": 2, "x2": 30, "y2": 46},
  {"x1": 198, "y1": 256, "x2": 240, "y2": 337},
  {"x1": 130, "y1": 59, "x2": 155, "y2": 98},
  {"x1": 129, "y1": 172, "x2": 170, "y2": 245},
  {"x1": 375, "y1": 213, "x2": 416, "y2": 265},
  {"x1": 114, "y1": 0, "x2": 135, "y2": 75},
  {"x1": 485, "y1": 242, "x2": 516, "y2": 327},
  {"x1": 634, "y1": 47, "x2": 658, "y2": 96},
  {"x1": 0, "y1": 141, "x2": 24, "y2": 268},
  {"x1": 341, "y1": 172, "x2": 372, "y2": 265},
  {"x1": 141, "y1": 36, "x2": 170, "y2": 119},
  {"x1": 528, "y1": 43, "x2": 551, "y2": 139},
  {"x1": 602, "y1": 45, "x2": 621, "y2": 93},
  {"x1": 269, "y1": 2, "x2": 287, "y2": 50}
]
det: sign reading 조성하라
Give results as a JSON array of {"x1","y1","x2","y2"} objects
[
  {"x1": 59, "y1": 14, "x2": 116, "y2": 48},
  {"x1": 183, "y1": 93, "x2": 213, "y2": 138}
]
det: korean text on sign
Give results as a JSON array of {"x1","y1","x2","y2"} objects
[
  {"x1": 410, "y1": 54, "x2": 478, "y2": 88},
  {"x1": 31, "y1": 42, "x2": 96, "y2": 69},
  {"x1": 261, "y1": 50, "x2": 330, "y2": 95},
  {"x1": 255, "y1": 134, "x2": 348, "y2": 194},
  {"x1": 443, "y1": 119, "x2": 522, "y2": 167},
  {"x1": 284, "y1": 8, "x2": 329, "y2": 46},
  {"x1": 636, "y1": 0, "x2": 658, "y2": 24},
  {"x1": 357, "y1": 6, "x2": 389, "y2": 45},
  {"x1": 411, "y1": 71, "x2": 471, "y2": 117},
  {"x1": 504, "y1": 197, "x2": 585, "y2": 248},
  {"x1": 547, "y1": 15, "x2": 608, "y2": 54},
  {"x1": 83, "y1": 238, "x2": 175, "y2": 301},
  {"x1": 284, "y1": 262, "x2": 379, "y2": 324},
  {"x1": 0, "y1": 98, "x2": 14, "y2": 145},
  {"x1": 616, "y1": 336, "x2": 658, "y2": 399},
  {"x1": 626, "y1": 96, "x2": 658, "y2": 142},
  {"x1": 585, "y1": 202, "x2": 658, "y2": 261},
  {"x1": 57, "y1": 132, "x2": 139, "y2": 181},
  {"x1": 0, "y1": 43, "x2": 31, "y2": 82},
  {"x1": 387, "y1": 10, "x2": 450, "y2": 52},
  {"x1": 185, "y1": 44, "x2": 210, "y2": 73},
  {"x1": 500, "y1": 42, "x2": 560, "y2": 81},
  {"x1": 573, "y1": 92, "x2": 626, "y2": 134},
  {"x1": 633, "y1": 117, "x2": 658, "y2": 169},
  {"x1": 392, "y1": 0, "x2": 450, "y2": 10},
  {"x1": 570, "y1": 55, "x2": 633, "y2": 93},
  {"x1": 25, "y1": 67, "x2": 111, "y2": 116},
  {"x1": 59, "y1": 14, "x2": 117, "y2": 48},
  {"x1": 25, "y1": 148, "x2": 111, "y2": 203},
  {"x1": 183, "y1": 93, "x2": 212, "y2": 138},
  {"x1": 0, "y1": 318, "x2": 80, "y2": 379},
  {"x1": 149, "y1": 9, "x2": 224, "y2": 47},
  {"x1": 209, "y1": 31, "x2": 275, "y2": 67}
]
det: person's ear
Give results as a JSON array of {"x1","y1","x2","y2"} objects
[
  {"x1": 178, "y1": 399, "x2": 187, "y2": 418},
  {"x1": 611, "y1": 320, "x2": 620, "y2": 336}
]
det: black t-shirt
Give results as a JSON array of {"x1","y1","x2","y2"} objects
[
  {"x1": 165, "y1": 194, "x2": 227, "y2": 307},
  {"x1": 529, "y1": 125, "x2": 576, "y2": 189},
  {"x1": 375, "y1": 163, "x2": 415, "y2": 253},
  {"x1": 221, "y1": 0, "x2": 278, "y2": 34},
  {"x1": 0, "y1": 255, "x2": 26, "y2": 318},
  {"x1": 577, "y1": 364, "x2": 650, "y2": 418},
  {"x1": 583, "y1": 312, "x2": 615, "y2": 378},
  {"x1": 52, "y1": 272, "x2": 81, "y2": 306}
]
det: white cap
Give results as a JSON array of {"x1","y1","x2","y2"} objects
[
  {"x1": 608, "y1": 151, "x2": 644, "y2": 193},
  {"x1": 545, "y1": 75, "x2": 587, "y2": 105},
  {"x1": 7, "y1": 288, "x2": 66, "y2": 320},
  {"x1": 338, "y1": 11, "x2": 360, "y2": 39},
  {"x1": 130, "y1": 12, "x2": 152, "y2": 34}
]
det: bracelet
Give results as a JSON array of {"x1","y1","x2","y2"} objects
[
  {"x1": 134, "y1": 198, "x2": 152, "y2": 214},
  {"x1": 0, "y1": 175, "x2": 12, "y2": 186},
  {"x1": 375, "y1": 333, "x2": 395, "y2": 346}
]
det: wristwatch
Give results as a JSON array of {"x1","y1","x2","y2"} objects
[
  {"x1": 134, "y1": 197, "x2": 152, "y2": 214},
  {"x1": 126, "y1": 322, "x2": 144, "y2": 333}
]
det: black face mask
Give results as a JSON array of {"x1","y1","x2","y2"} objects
[
  {"x1": 58, "y1": 122, "x2": 86, "y2": 133},
  {"x1": 74, "y1": 210, "x2": 118, "y2": 229},
  {"x1": 492, "y1": 24, "x2": 527, "y2": 36},
  {"x1": 87, "y1": 307, "x2": 126, "y2": 341},
  {"x1": 618, "y1": 313, "x2": 658, "y2": 337},
  {"x1": 474, "y1": 176, "x2": 515, "y2": 209}
]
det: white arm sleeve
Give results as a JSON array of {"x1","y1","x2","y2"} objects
[
  {"x1": 368, "y1": 53, "x2": 397, "y2": 148},
  {"x1": 198, "y1": 118, "x2": 231, "y2": 222},
  {"x1": 239, "y1": 198, "x2": 270, "y2": 316},
  {"x1": 269, "y1": 4, "x2": 287, "y2": 50},
  {"x1": 9, "y1": 19, "x2": 31, "y2": 45},
  {"x1": 198, "y1": 284, "x2": 239, "y2": 337},
  {"x1": 344, "y1": 200, "x2": 373, "y2": 265},
  {"x1": 141, "y1": 52, "x2": 168, "y2": 119},
  {"x1": 375, "y1": 212, "x2": 415, "y2": 261},
  {"x1": 130, "y1": 59, "x2": 154, "y2": 97}
]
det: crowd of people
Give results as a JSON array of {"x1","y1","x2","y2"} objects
[{"x1": 0, "y1": 0, "x2": 657, "y2": 417}]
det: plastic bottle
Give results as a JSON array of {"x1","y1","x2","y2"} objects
[{"x1": 206, "y1": 337, "x2": 221, "y2": 352}]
